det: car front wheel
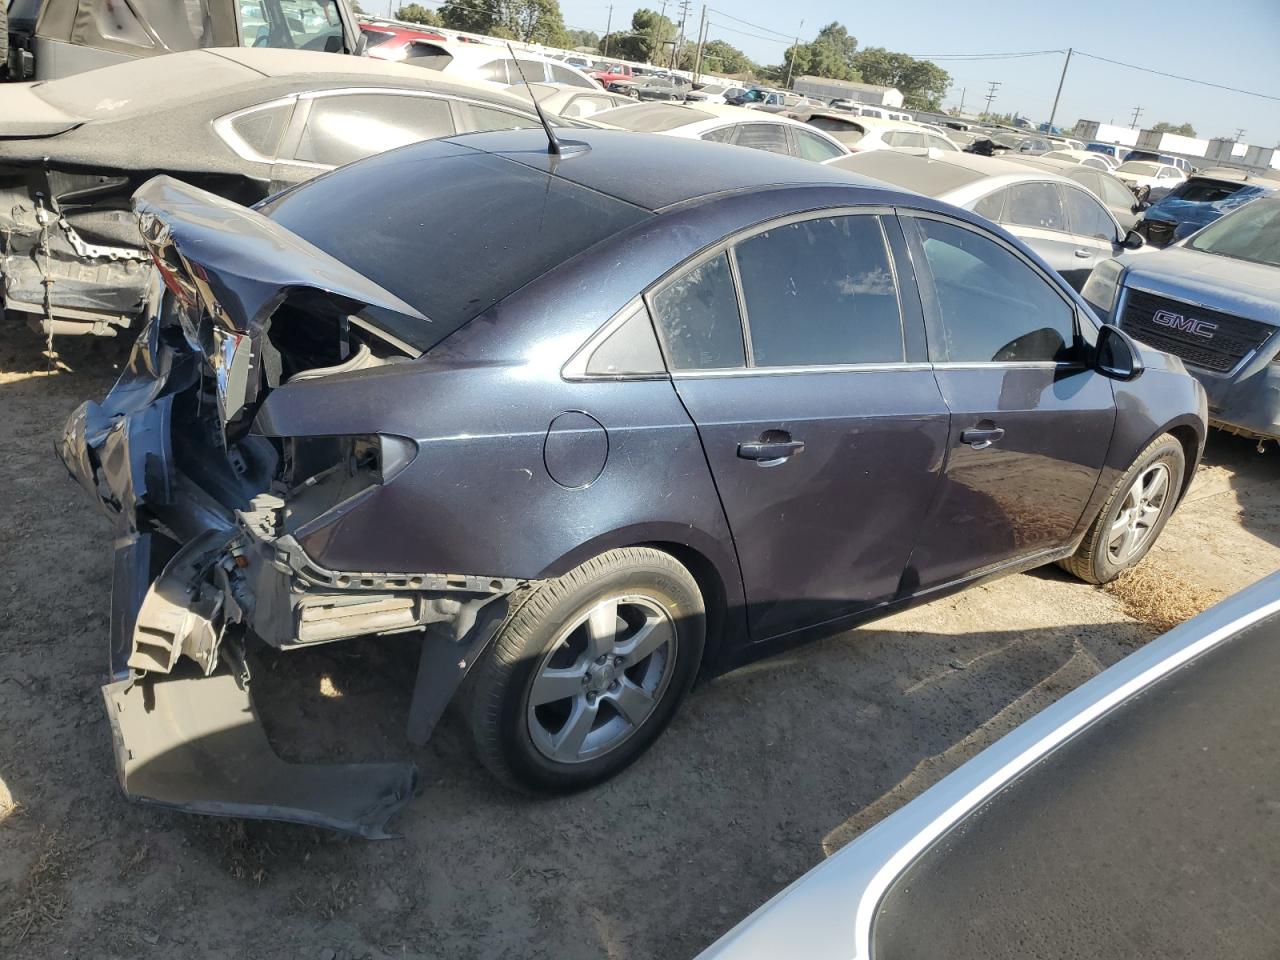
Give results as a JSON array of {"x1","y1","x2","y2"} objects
[
  {"x1": 1060, "y1": 432, "x2": 1185, "y2": 584},
  {"x1": 463, "y1": 547, "x2": 705, "y2": 793}
]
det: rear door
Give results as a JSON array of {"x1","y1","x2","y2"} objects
[
  {"x1": 992, "y1": 181, "x2": 1088, "y2": 283},
  {"x1": 648, "y1": 210, "x2": 951, "y2": 640},
  {"x1": 1061, "y1": 184, "x2": 1123, "y2": 288},
  {"x1": 899, "y1": 212, "x2": 1115, "y2": 591}
]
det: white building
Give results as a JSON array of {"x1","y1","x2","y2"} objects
[{"x1": 792, "y1": 76, "x2": 904, "y2": 107}]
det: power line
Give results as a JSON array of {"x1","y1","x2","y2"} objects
[
  {"x1": 705, "y1": 19, "x2": 796, "y2": 45},
  {"x1": 1072, "y1": 50, "x2": 1280, "y2": 102},
  {"x1": 705, "y1": 6, "x2": 794, "y2": 40}
]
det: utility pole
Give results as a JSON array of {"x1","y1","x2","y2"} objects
[
  {"x1": 1129, "y1": 105, "x2": 1143, "y2": 129},
  {"x1": 784, "y1": 18, "x2": 804, "y2": 89},
  {"x1": 957, "y1": 87, "x2": 966, "y2": 115},
  {"x1": 692, "y1": 5, "x2": 707, "y2": 82},
  {"x1": 1235, "y1": 127, "x2": 1247, "y2": 142},
  {"x1": 654, "y1": 0, "x2": 668, "y2": 66},
  {"x1": 671, "y1": 0, "x2": 691, "y2": 69},
  {"x1": 1046, "y1": 47, "x2": 1072, "y2": 132},
  {"x1": 602, "y1": 4, "x2": 612, "y2": 56},
  {"x1": 983, "y1": 80, "x2": 1000, "y2": 117}
]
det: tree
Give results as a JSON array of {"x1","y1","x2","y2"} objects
[
  {"x1": 599, "y1": 8, "x2": 676, "y2": 64},
  {"x1": 781, "y1": 22, "x2": 859, "y2": 83},
  {"x1": 563, "y1": 28, "x2": 599, "y2": 49},
  {"x1": 681, "y1": 38, "x2": 753, "y2": 76},
  {"x1": 1151, "y1": 121, "x2": 1197, "y2": 137},
  {"x1": 351, "y1": 0, "x2": 366, "y2": 12},
  {"x1": 438, "y1": 0, "x2": 566, "y2": 45},
  {"x1": 396, "y1": 3, "x2": 440, "y2": 26},
  {"x1": 850, "y1": 47, "x2": 950, "y2": 110}
]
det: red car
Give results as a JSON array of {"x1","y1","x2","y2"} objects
[
  {"x1": 359, "y1": 21, "x2": 448, "y2": 61},
  {"x1": 590, "y1": 62, "x2": 638, "y2": 89}
]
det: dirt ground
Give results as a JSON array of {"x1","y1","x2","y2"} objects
[{"x1": 2, "y1": 329, "x2": 1277, "y2": 960}]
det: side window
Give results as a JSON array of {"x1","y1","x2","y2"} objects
[
  {"x1": 550, "y1": 63, "x2": 591, "y2": 87},
  {"x1": 700, "y1": 126, "x2": 736, "y2": 143},
  {"x1": 734, "y1": 215, "x2": 904, "y2": 366},
  {"x1": 451, "y1": 102, "x2": 540, "y2": 134},
  {"x1": 561, "y1": 95, "x2": 615, "y2": 119},
  {"x1": 650, "y1": 253, "x2": 745, "y2": 370},
  {"x1": 926, "y1": 134, "x2": 957, "y2": 152},
  {"x1": 791, "y1": 128, "x2": 845, "y2": 162},
  {"x1": 294, "y1": 94, "x2": 454, "y2": 167},
  {"x1": 734, "y1": 123, "x2": 790, "y2": 155},
  {"x1": 915, "y1": 218, "x2": 1076, "y2": 363},
  {"x1": 972, "y1": 188, "x2": 1006, "y2": 221},
  {"x1": 1003, "y1": 182, "x2": 1068, "y2": 232},
  {"x1": 584, "y1": 302, "x2": 666, "y2": 376},
  {"x1": 1100, "y1": 176, "x2": 1138, "y2": 210},
  {"x1": 226, "y1": 101, "x2": 294, "y2": 159},
  {"x1": 514, "y1": 58, "x2": 550, "y2": 83},
  {"x1": 477, "y1": 59, "x2": 511, "y2": 84},
  {"x1": 1063, "y1": 187, "x2": 1118, "y2": 241}
]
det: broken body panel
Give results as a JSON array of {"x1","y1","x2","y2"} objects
[{"x1": 59, "y1": 178, "x2": 527, "y2": 836}]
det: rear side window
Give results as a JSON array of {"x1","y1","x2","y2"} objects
[
  {"x1": 1063, "y1": 187, "x2": 1117, "y2": 241},
  {"x1": 549, "y1": 64, "x2": 591, "y2": 87},
  {"x1": 734, "y1": 123, "x2": 790, "y2": 155},
  {"x1": 1003, "y1": 182, "x2": 1067, "y2": 231},
  {"x1": 228, "y1": 101, "x2": 293, "y2": 158},
  {"x1": 294, "y1": 94, "x2": 453, "y2": 167},
  {"x1": 650, "y1": 253, "x2": 745, "y2": 370},
  {"x1": 972, "y1": 188, "x2": 1006, "y2": 221},
  {"x1": 451, "y1": 102, "x2": 539, "y2": 135},
  {"x1": 1100, "y1": 176, "x2": 1138, "y2": 209},
  {"x1": 792, "y1": 128, "x2": 845, "y2": 162},
  {"x1": 915, "y1": 218, "x2": 1075, "y2": 363},
  {"x1": 404, "y1": 42, "x2": 452, "y2": 69},
  {"x1": 701, "y1": 126, "x2": 736, "y2": 143},
  {"x1": 734, "y1": 215, "x2": 904, "y2": 366},
  {"x1": 478, "y1": 59, "x2": 511, "y2": 83}
]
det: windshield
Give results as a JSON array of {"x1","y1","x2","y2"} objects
[
  {"x1": 1117, "y1": 161, "x2": 1160, "y2": 176},
  {"x1": 1185, "y1": 196, "x2": 1280, "y2": 267}
]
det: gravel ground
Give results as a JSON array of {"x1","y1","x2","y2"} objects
[{"x1": 1, "y1": 329, "x2": 1277, "y2": 960}]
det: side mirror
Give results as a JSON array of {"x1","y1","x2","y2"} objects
[
  {"x1": 1095, "y1": 324, "x2": 1145, "y2": 381},
  {"x1": 1120, "y1": 229, "x2": 1145, "y2": 250}
]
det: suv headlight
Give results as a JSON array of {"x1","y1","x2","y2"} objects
[{"x1": 1082, "y1": 258, "x2": 1126, "y2": 319}]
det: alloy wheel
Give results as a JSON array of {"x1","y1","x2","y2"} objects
[
  {"x1": 526, "y1": 595, "x2": 677, "y2": 764},
  {"x1": 1107, "y1": 463, "x2": 1170, "y2": 563}
]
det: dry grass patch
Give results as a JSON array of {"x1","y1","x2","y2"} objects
[
  {"x1": 1105, "y1": 557, "x2": 1225, "y2": 634},
  {"x1": 0, "y1": 829, "x2": 70, "y2": 945}
]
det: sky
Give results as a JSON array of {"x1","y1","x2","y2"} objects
[{"x1": 558, "y1": 0, "x2": 1280, "y2": 147}]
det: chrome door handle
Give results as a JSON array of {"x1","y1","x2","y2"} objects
[
  {"x1": 1073, "y1": 249, "x2": 1092, "y2": 259},
  {"x1": 961, "y1": 427, "x2": 1005, "y2": 450}
]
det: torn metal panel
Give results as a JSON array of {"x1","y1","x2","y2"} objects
[{"x1": 103, "y1": 674, "x2": 416, "y2": 839}]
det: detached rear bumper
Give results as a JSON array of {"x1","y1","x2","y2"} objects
[{"x1": 59, "y1": 313, "x2": 518, "y2": 837}]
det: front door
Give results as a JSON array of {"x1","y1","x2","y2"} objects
[
  {"x1": 900, "y1": 213, "x2": 1116, "y2": 591},
  {"x1": 647, "y1": 212, "x2": 951, "y2": 640}
]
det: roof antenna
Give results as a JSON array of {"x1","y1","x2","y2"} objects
[{"x1": 506, "y1": 43, "x2": 587, "y2": 157}]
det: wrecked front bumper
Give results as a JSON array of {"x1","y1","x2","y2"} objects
[{"x1": 59, "y1": 313, "x2": 519, "y2": 837}]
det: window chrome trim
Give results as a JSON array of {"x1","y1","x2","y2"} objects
[
  {"x1": 671, "y1": 362, "x2": 934, "y2": 379},
  {"x1": 931, "y1": 360, "x2": 1087, "y2": 371}
]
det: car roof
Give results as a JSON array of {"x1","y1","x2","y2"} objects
[
  {"x1": 832, "y1": 150, "x2": 1074, "y2": 199},
  {"x1": 439, "y1": 126, "x2": 881, "y2": 211},
  {"x1": 20, "y1": 48, "x2": 534, "y2": 123}
]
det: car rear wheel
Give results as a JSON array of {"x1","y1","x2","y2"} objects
[
  {"x1": 463, "y1": 547, "x2": 705, "y2": 793},
  {"x1": 1059, "y1": 433, "x2": 1185, "y2": 584}
]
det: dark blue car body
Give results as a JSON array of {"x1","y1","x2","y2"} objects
[
  {"x1": 1138, "y1": 168, "x2": 1279, "y2": 246},
  {"x1": 60, "y1": 127, "x2": 1208, "y2": 833}
]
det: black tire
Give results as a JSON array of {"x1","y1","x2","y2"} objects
[
  {"x1": 1060, "y1": 433, "x2": 1185, "y2": 584},
  {"x1": 463, "y1": 547, "x2": 705, "y2": 793}
]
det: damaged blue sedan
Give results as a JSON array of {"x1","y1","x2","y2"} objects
[{"x1": 61, "y1": 126, "x2": 1207, "y2": 836}]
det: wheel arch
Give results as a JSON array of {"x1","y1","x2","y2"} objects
[{"x1": 537, "y1": 523, "x2": 748, "y2": 671}]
